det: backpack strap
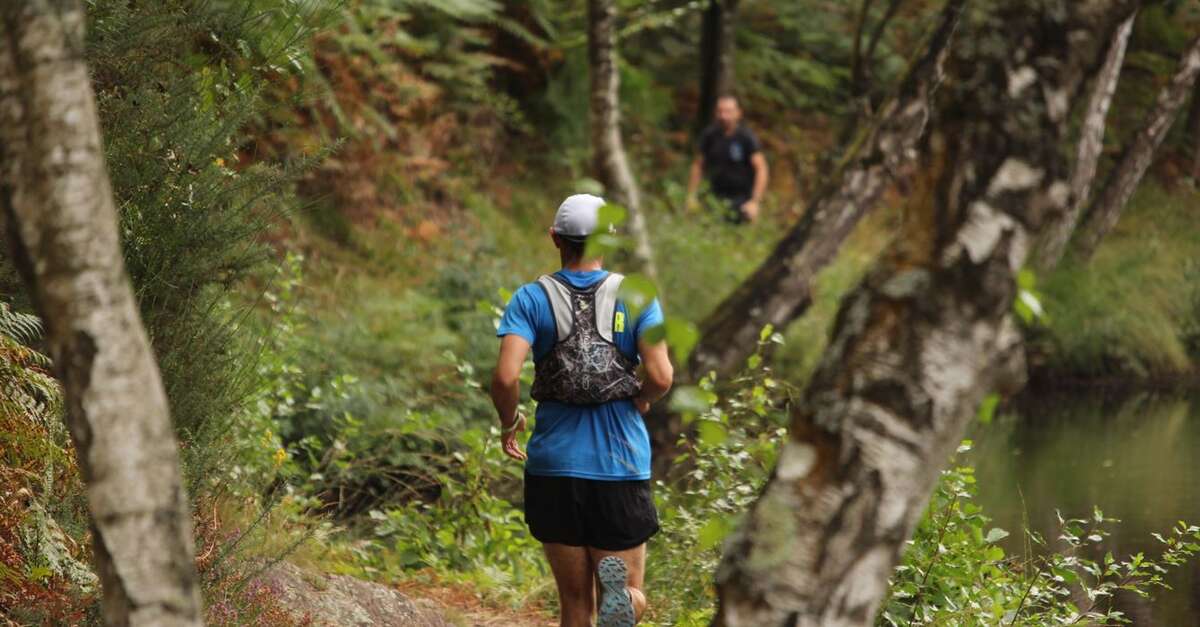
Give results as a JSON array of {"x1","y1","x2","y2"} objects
[
  {"x1": 537, "y1": 274, "x2": 574, "y2": 342},
  {"x1": 594, "y1": 273, "x2": 624, "y2": 343}
]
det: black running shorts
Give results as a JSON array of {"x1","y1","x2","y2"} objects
[{"x1": 523, "y1": 473, "x2": 660, "y2": 551}]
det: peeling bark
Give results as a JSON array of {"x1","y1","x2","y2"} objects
[
  {"x1": 1073, "y1": 32, "x2": 1200, "y2": 262},
  {"x1": 1034, "y1": 11, "x2": 1134, "y2": 271},
  {"x1": 0, "y1": 2, "x2": 203, "y2": 626},
  {"x1": 587, "y1": 0, "x2": 658, "y2": 280},
  {"x1": 711, "y1": 2, "x2": 1140, "y2": 625}
]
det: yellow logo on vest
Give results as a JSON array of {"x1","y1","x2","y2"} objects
[{"x1": 614, "y1": 311, "x2": 626, "y2": 333}]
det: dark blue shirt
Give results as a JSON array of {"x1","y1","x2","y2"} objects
[{"x1": 698, "y1": 123, "x2": 761, "y2": 198}]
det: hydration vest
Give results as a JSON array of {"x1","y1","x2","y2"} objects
[{"x1": 529, "y1": 273, "x2": 642, "y2": 405}]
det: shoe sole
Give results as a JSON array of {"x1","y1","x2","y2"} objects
[{"x1": 596, "y1": 555, "x2": 635, "y2": 627}]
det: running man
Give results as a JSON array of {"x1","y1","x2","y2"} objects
[
  {"x1": 490, "y1": 193, "x2": 673, "y2": 627},
  {"x1": 687, "y1": 94, "x2": 770, "y2": 223}
]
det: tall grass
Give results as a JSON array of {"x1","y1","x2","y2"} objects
[{"x1": 1035, "y1": 184, "x2": 1200, "y2": 380}]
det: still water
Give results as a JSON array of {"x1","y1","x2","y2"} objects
[{"x1": 969, "y1": 392, "x2": 1200, "y2": 626}]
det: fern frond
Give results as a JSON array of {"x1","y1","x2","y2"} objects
[{"x1": 0, "y1": 302, "x2": 43, "y2": 344}]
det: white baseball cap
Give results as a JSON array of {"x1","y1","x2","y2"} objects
[{"x1": 551, "y1": 193, "x2": 605, "y2": 241}]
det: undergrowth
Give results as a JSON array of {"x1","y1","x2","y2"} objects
[{"x1": 0, "y1": 303, "x2": 93, "y2": 625}]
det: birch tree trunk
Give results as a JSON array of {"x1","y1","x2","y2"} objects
[
  {"x1": 682, "y1": 0, "x2": 964, "y2": 385},
  {"x1": 697, "y1": 0, "x2": 739, "y2": 132},
  {"x1": 1033, "y1": 11, "x2": 1134, "y2": 271},
  {"x1": 0, "y1": 2, "x2": 203, "y2": 625},
  {"x1": 711, "y1": 2, "x2": 1140, "y2": 625},
  {"x1": 1072, "y1": 33, "x2": 1200, "y2": 262},
  {"x1": 587, "y1": 0, "x2": 658, "y2": 280}
]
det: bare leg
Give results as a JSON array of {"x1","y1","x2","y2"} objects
[
  {"x1": 543, "y1": 543, "x2": 595, "y2": 627},
  {"x1": 588, "y1": 544, "x2": 648, "y2": 621}
]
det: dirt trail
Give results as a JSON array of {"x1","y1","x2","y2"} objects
[{"x1": 265, "y1": 562, "x2": 556, "y2": 626}]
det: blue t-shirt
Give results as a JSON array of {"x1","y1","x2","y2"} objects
[{"x1": 497, "y1": 269, "x2": 664, "y2": 481}]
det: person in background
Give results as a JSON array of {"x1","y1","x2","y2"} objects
[
  {"x1": 490, "y1": 193, "x2": 673, "y2": 627},
  {"x1": 687, "y1": 94, "x2": 769, "y2": 223}
]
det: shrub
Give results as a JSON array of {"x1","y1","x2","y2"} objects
[
  {"x1": 880, "y1": 443, "x2": 1200, "y2": 626},
  {"x1": 81, "y1": 0, "x2": 329, "y2": 436}
]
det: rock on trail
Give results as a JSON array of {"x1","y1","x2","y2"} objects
[
  {"x1": 264, "y1": 562, "x2": 451, "y2": 626},
  {"x1": 263, "y1": 562, "x2": 555, "y2": 626}
]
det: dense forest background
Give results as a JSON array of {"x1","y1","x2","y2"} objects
[{"x1": 3, "y1": 0, "x2": 1200, "y2": 624}]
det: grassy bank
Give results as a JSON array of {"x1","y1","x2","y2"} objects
[{"x1": 1030, "y1": 183, "x2": 1200, "y2": 384}]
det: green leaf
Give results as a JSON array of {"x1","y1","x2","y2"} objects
[
  {"x1": 663, "y1": 317, "x2": 699, "y2": 363},
  {"x1": 697, "y1": 420, "x2": 728, "y2": 446},
  {"x1": 670, "y1": 385, "x2": 716, "y2": 415},
  {"x1": 574, "y1": 177, "x2": 605, "y2": 195},
  {"x1": 977, "y1": 393, "x2": 1000, "y2": 425},
  {"x1": 1017, "y1": 268, "x2": 1037, "y2": 291},
  {"x1": 697, "y1": 516, "x2": 734, "y2": 551},
  {"x1": 617, "y1": 274, "x2": 657, "y2": 317},
  {"x1": 985, "y1": 528, "x2": 1010, "y2": 544},
  {"x1": 1016, "y1": 290, "x2": 1045, "y2": 322},
  {"x1": 585, "y1": 233, "x2": 625, "y2": 259},
  {"x1": 596, "y1": 202, "x2": 628, "y2": 231}
]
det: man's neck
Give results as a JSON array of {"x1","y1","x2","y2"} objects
[{"x1": 561, "y1": 259, "x2": 603, "y2": 273}]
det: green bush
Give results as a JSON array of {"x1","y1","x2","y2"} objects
[
  {"x1": 880, "y1": 443, "x2": 1200, "y2": 626},
  {"x1": 84, "y1": 0, "x2": 329, "y2": 437}
]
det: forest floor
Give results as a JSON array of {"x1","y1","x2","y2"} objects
[
  {"x1": 395, "y1": 577, "x2": 557, "y2": 627},
  {"x1": 266, "y1": 561, "x2": 557, "y2": 626}
]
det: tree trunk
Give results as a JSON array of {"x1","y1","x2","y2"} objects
[
  {"x1": 697, "y1": 0, "x2": 739, "y2": 133},
  {"x1": 1188, "y1": 81, "x2": 1200, "y2": 180},
  {"x1": 849, "y1": 0, "x2": 877, "y2": 102},
  {"x1": 1185, "y1": 79, "x2": 1200, "y2": 180},
  {"x1": 1034, "y1": 11, "x2": 1135, "y2": 271},
  {"x1": 587, "y1": 0, "x2": 658, "y2": 280},
  {"x1": 840, "y1": 0, "x2": 904, "y2": 147},
  {"x1": 711, "y1": 3, "x2": 1139, "y2": 625},
  {"x1": 683, "y1": 0, "x2": 964, "y2": 385},
  {"x1": 1073, "y1": 33, "x2": 1200, "y2": 261},
  {"x1": 0, "y1": 3, "x2": 203, "y2": 626},
  {"x1": 860, "y1": 0, "x2": 903, "y2": 101}
]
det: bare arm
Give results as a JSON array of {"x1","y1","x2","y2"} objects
[
  {"x1": 750, "y1": 152, "x2": 769, "y2": 203},
  {"x1": 634, "y1": 336, "x2": 674, "y2": 415},
  {"x1": 491, "y1": 334, "x2": 531, "y2": 460},
  {"x1": 741, "y1": 153, "x2": 770, "y2": 221}
]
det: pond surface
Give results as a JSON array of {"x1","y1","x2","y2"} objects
[{"x1": 969, "y1": 392, "x2": 1200, "y2": 626}]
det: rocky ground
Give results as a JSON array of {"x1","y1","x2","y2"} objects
[{"x1": 262, "y1": 562, "x2": 556, "y2": 626}]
